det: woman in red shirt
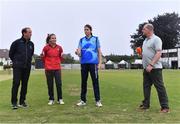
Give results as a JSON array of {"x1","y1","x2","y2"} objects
[{"x1": 41, "y1": 34, "x2": 64, "y2": 105}]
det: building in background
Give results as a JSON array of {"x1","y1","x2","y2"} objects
[
  {"x1": 130, "y1": 59, "x2": 143, "y2": 69},
  {"x1": 161, "y1": 48, "x2": 180, "y2": 69},
  {"x1": 0, "y1": 49, "x2": 11, "y2": 65}
]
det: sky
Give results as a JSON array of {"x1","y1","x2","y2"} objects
[{"x1": 0, "y1": 0, "x2": 180, "y2": 59}]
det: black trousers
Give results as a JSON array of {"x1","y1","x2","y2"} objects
[
  {"x1": 45, "y1": 70, "x2": 62, "y2": 101},
  {"x1": 80, "y1": 64, "x2": 101, "y2": 102},
  {"x1": 142, "y1": 69, "x2": 169, "y2": 109},
  {"x1": 11, "y1": 67, "x2": 31, "y2": 105}
]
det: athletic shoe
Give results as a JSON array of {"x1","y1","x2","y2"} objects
[
  {"x1": 18, "y1": 102, "x2": 28, "y2": 108},
  {"x1": 57, "y1": 99, "x2": 65, "y2": 105},
  {"x1": 139, "y1": 104, "x2": 149, "y2": 111},
  {"x1": 76, "y1": 100, "x2": 86, "y2": 106},
  {"x1": 48, "y1": 100, "x2": 54, "y2": 105},
  {"x1": 96, "y1": 101, "x2": 103, "y2": 107},
  {"x1": 12, "y1": 104, "x2": 18, "y2": 110}
]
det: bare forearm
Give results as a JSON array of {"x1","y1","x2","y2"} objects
[
  {"x1": 150, "y1": 51, "x2": 162, "y2": 65},
  {"x1": 98, "y1": 49, "x2": 102, "y2": 64}
]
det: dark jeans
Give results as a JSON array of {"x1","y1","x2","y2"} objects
[
  {"x1": 142, "y1": 69, "x2": 169, "y2": 109},
  {"x1": 11, "y1": 67, "x2": 31, "y2": 105},
  {"x1": 80, "y1": 64, "x2": 101, "y2": 102},
  {"x1": 45, "y1": 70, "x2": 62, "y2": 101}
]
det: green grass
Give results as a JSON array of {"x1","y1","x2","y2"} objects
[
  {"x1": 0, "y1": 70, "x2": 12, "y2": 81},
  {"x1": 0, "y1": 69, "x2": 180, "y2": 123}
]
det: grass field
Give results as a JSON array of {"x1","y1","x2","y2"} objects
[{"x1": 0, "y1": 69, "x2": 180, "y2": 123}]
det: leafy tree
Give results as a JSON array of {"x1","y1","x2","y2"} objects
[
  {"x1": 62, "y1": 53, "x2": 75, "y2": 64},
  {"x1": 130, "y1": 12, "x2": 180, "y2": 52}
]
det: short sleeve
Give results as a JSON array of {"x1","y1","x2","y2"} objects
[
  {"x1": 78, "y1": 39, "x2": 82, "y2": 48},
  {"x1": 42, "y1": 46, "x2": 47, "y2": 54},
  {"x1": 154, "y1": 37, "x2": 162, "y2": 51},
  {"x1": 96, "y1": 37, "x2": 101, "y2": 48},
  {"x1": 60, "y1": 46, "x2": 63, "y2": 53},
  {"x1": 41, "y1": 46, "x2": 47, "y2": 62},
  {"x1": 59, "y1": 46, "x2": 63, "y2": 57}
]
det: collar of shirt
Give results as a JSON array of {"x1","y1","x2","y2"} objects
[
  {"x1": 48, "y1": 44, "x2": 58, "y2": 48},
  {"x1": 85, "y1": 35, "x2": 93, "y2": 41},
  {"x1": 146, "y1": 34, "x2": 155, "y2": 41},
  {"x1": 21, "y1": 37, "x2": 30, "y2": 43}
]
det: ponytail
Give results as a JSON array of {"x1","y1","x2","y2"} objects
[{"x1": 46, "y1": 33, "x2": 55, "y2": 44}]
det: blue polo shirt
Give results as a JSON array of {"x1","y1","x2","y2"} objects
[{"x1": 78, "y1": 35, "x2": 100, "y2": 64}]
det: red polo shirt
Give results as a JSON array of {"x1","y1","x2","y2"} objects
[{"x1": 42, "y1": 44, "x2": 63, "y2": 70}]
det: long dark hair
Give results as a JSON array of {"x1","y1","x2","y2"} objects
[
  {"x1": 46, "y1": 33, "x2": 55, "y2": 44},
  {"x1": 84, "y1": 24, "x2": 93, "y2": 35}
]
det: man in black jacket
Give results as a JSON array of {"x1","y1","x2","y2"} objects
[{"x1": 9, "y1": 27, "x2": 34, "y2": 109}]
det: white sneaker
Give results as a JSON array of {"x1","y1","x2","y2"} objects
[
  {"x1": 76, "y1": 100, "x2": 86, "y2": 106},
  {"x1": 57, "y1": 99, "x2": 65, "y2": 105},
  {"x1": 96, "y1": 101, "x2": 103, "y2": 107},
  {"x1": 48, "y1": 100, "x2": 54, "y2": 105}
]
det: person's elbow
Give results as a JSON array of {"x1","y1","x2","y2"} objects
[{"x1": 156, "y1": 50, "x2": 162, "y2": 57}]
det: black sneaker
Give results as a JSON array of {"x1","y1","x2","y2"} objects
[
  {"x1": 12, "y1": 104, "x2": 18, "y2": 110},
  {"x1": 19, "y1": 102, "x2": 28, "y2": 108},
  {"x1": 139, "y1": 104, "x2": 149, "y2": 110}
]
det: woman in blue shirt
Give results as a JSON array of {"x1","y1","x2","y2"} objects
[{"x1": 75, "y1": 24, "x2": 102, "y2": 107}]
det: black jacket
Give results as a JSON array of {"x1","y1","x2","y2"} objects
[{"x1": 9, "y1": 37, "x2": 34, "y2": 68}]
